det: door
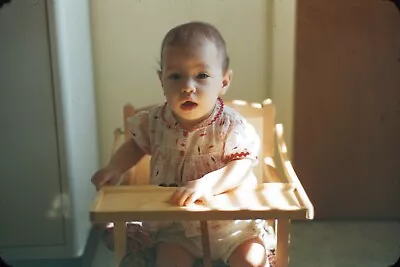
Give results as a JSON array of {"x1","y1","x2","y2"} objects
[
  {"x1": 294, "y1": 0, "x2": 400, "y2": 218},
  {"x1": 0, "y1": 0, "x2": 64, "y2": 246}
]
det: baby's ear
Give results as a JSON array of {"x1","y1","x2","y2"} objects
[
  {"x1": 220, "y1": 69, "x2": 233, "y2": 95},
  {"x1": 157, "y1": 70, "x2": 162, "y2": 81},
  {"x1": 157, "y1": 70, "x2": 164, "y2": 87},
  {"x1": 157, "y1": 70, "x2": 166, "y2": 96}
]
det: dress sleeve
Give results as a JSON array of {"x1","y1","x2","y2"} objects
[
  {"x1": 127, "y1": 110, "x2": 151, "y2": 154},
  {"x1": 222, "y1": 118, "x2": 260, "y2": 166}
]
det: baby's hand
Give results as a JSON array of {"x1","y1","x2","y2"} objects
[
  {"x1": 169, "y1": 179, "x2": 213, "y2": 206},
  {"x1": 91, "y1": 165, "x2": 122, "y2": 191}
]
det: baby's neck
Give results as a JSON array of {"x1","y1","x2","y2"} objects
[
  {"x1": 174, "y1": 111, "x2": 213, "y2": 130},
  {"x1": 174, "y1": 103, "x2": 217, "y2": 130}
]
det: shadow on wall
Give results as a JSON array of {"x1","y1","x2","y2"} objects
[
  {"x1": 0, "y1": 256, "x2": 12, "y2": 267},
  {"x1": 0, "y1": 0, "x2": 11, "y2": 9},
  {"x1": 386, "y1": 0, "x2": 400, "y2": 12},
  {"x1": 389, "y1": 256, "x2": 400, "y2": 267}
]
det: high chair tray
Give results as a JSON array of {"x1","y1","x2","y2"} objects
[{"x1": 90, "y1": 183, "x2": 309, "y2": 223}]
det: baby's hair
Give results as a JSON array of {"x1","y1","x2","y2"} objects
[{"x1": 159, "y1": 21, "x2": 230, "y2": 71}]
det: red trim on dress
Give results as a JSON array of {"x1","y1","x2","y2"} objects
[{"x1": 223, "y1": 151, "x2": 250, "y2": 164}]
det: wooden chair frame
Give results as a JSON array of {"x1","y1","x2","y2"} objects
[{"x1": 90, "y1": 98, "x2": 314, "y2": 267}]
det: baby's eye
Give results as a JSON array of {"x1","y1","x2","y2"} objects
[
  {"x1": 168, "y1": 73, "x2": 181, "y2": 80},
  {"x1": 196, "y1": 73, "x2": 210, "y2": 80}
]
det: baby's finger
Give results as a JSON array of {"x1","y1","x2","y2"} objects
[
  {"x1": 199, "y1": 194, "x2": 213, "y2": 206},
  {"x1": 94, "y1": 179, "x2": 107, "y2": 191},
  {"x1": 170, "y1": 188, "x2": 185, "y2": 205},
  {"x1": 169, "y1": 191, "x2": 179, "y2": 204},
  {"x1": 183, "y1": 191, "x2": 200, "y2": 206},
  {"x1": 95, "y1": 183, "x2": 102, "y2": 191},
  {"x1": 178, "y1": 190, "x2": 193, "y2": 206}
]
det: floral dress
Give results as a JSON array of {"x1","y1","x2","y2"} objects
[{"x1": 102, "y1": 98, "x2": 275, "y2": 266}]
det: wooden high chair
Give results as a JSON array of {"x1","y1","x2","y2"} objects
[{"x1": 90, "y1": 99, "x2": 314, "y2": 267}]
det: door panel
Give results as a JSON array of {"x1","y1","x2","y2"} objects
[
  {"x1": 294, "y1": 0, "x2": 400, "y2": 218},
  {"x1": 0, "y1": 0, "x2": 64, "y2": 246}
]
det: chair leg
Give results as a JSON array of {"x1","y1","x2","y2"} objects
[
  {"x1": 114, "y1": 222, "x2": 127, "y2": 266},
  {"x1": 200, "y1": 221, "x2": 212, "y2": 267},
  {"x1": 276, "y1": 219, "x2": 290, "y2": 267}
]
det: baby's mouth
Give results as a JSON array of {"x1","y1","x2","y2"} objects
[{"x1": 180, "y1": 101, "x2": 198, "y2": 110}]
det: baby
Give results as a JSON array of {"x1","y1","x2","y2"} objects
[{"x1": 92, "y1": 21, "x2": 271, "y2": 267}]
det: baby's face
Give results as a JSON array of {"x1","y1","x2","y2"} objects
[{"x1": 158, "y1": 39, "x2": 231, "y2": 129}]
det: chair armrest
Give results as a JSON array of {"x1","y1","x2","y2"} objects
[
  {"x1": 275, "y1": 124, "x2": 314, "y2": 219},
  {"x1": 262, "y1": 156, "x2": 283, "y2": 183}
]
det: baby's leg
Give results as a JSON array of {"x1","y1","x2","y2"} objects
[
  {"x1": 155, "y1": 242, "x2": 196, "y2": 267},
  {"x1": 228, "y1": 237, "x2": 269, "y2": 267}
]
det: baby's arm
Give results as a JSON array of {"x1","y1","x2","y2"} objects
[
  {"x1": 205, "y1": 158, "x2": 256, "y2": 195},
  {"x1": 91, "y1": 138, "x2": 145, "y2": 190},
  {"x1": 170, "y1": 159, "x2": 256, "y2": 206}
]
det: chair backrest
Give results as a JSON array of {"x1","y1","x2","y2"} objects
[{"x1": 117, "y1": 98, "x2": 276, "y2": 185}]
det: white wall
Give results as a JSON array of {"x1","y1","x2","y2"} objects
[
  {"x1": 90, "y1": 0, "x2": 296, "y2": 165},
  {"x1": 270, "y1": 0, "x2": 297, "y2": 159}
]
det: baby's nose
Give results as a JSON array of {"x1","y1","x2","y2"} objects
[
  {"x1": 181, "y1": 79, "x2": 196, "y2": 93},
  {"x1": 182, "y1": 87, "x2": 195, "y2": 94}
]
